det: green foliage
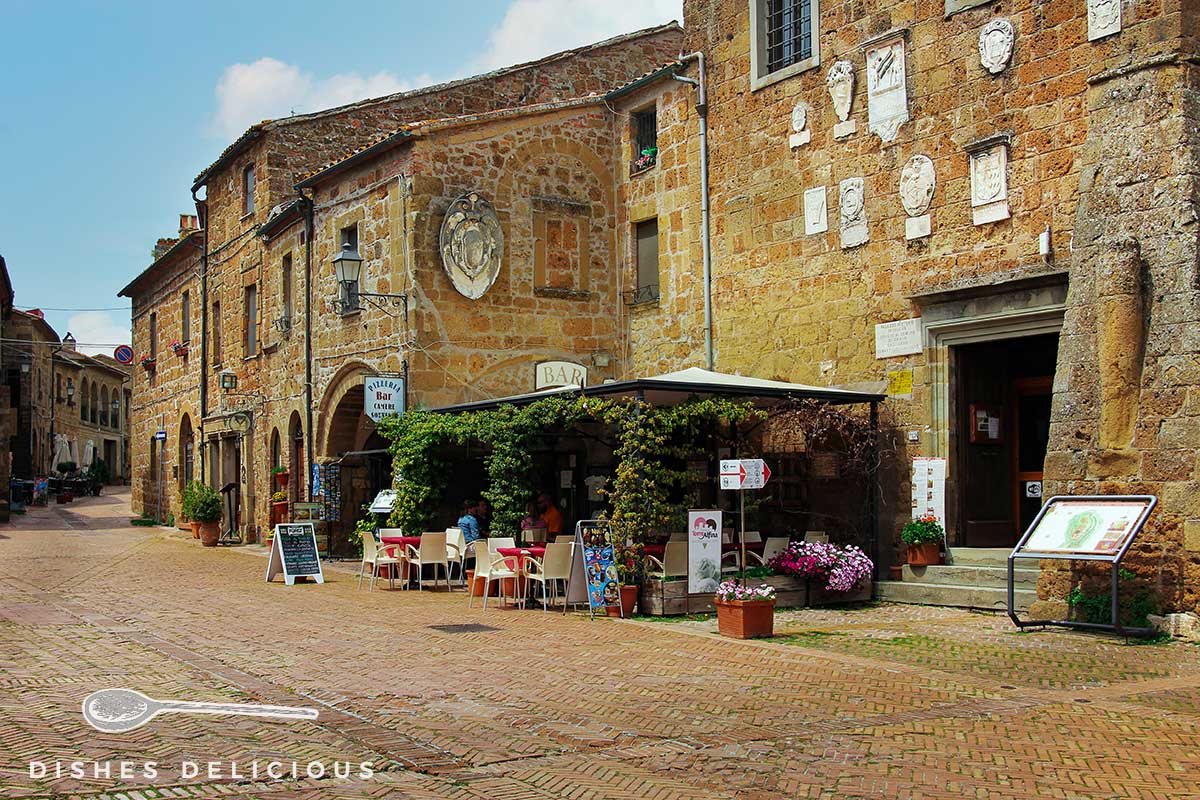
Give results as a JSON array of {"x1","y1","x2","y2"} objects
[
  {"x1": 347, "y1": 505, "x2": 375, "y2": 559},
  {"x1": 271, "y1": 466, "x2": 288, "y2": 475},
  {"x1": 1067, "y1": 571, "x2": 1159, "y2": 628},
  {"x1": 129, "y1": 516, "x2": 157, "y2": 527},
  {"x1": 901, "y1": 515, "x2": 944, "y2": 545},
  {"x1": 190, "y1": 483, "x2": 223, "y2": 523},
  {"x1": 166, "y1": 512, "x2": 175, "y2": 527},
  {"x1": 56, "y1": 461, "x2": 77, "y2": 475},
  {"x1": 87, "y1": 458, "x2": 110, "y2": 484},
  {"x1": 180, "y1": 480, "x2": 205, "y2": 521}
]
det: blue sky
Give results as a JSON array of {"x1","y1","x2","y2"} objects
[{"x1": 0, "y1": 0, "x2": 680, "y2": 354}]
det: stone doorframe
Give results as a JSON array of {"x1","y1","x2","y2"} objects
[{"x1": 916, "y1": 278, "x2": 1068, "y2": 542}]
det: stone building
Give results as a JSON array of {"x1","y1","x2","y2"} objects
[
  {"x1": 619, "y1": 0, "x2": 1200, "y2": 612},
  {"x1": 50, "y1": 344, "x2": 131, "y2": 482},
  {"x1": 0, "y1": 256, "x2": 13, "y2": 496},
  {"x1": 121, "y1": 24, "x2": 683, "y2": 537},
  {"x1": 4, "y1": 309, "x2": 59, "y2": 478}
]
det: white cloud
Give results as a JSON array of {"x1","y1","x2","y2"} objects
[
  {"x1": 212, "y1": 57, "x2": 432, "y2": 138},
  {"x1": 474, "y1": 0, "x2": 683, "y2": 73},
  {"x1": 66, "y1": 312, "x2": 131, "y2": 356}
]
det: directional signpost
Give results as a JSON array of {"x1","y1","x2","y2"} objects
[{"x1": 720, "y1": 459, "x2": 772, "y2": 575}]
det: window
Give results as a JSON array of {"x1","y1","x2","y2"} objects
[
  {"x1": 90, "y1": 383, "x2": 98, "y2": 425},
  {"x1": 181, "y1": 291, "x2": 190, "y2": 343},
  {"x1": 211, "y1": 301, "x2": 222, "y2": 364},
  {"x1": 281, "y1": 253, "x2": 293, "y2": 328},
  {"x1": 633, "y1": 108, "x2": 662, "y2": 171},
  {"x1": 80, "y1": 379, "x2": 88, "y2": 421},
  {"x1": 243, "y1": 164, "x2": 255, "y2": 216},
  {"x1": 244, "y1": 284, "x2": 258, "y2": 357},
  {"x1": 634, "y1": 218, "x2": 659, "y2": 303},
  {"x1": 750, "y1": 0, "x2": 819, "y2": 90},
  {"x1": 149, "y1": 312, "x2": 157, "y2": 359},
  {"x1": 339, "y1": 225, "x2": 359, "y2": 313}
]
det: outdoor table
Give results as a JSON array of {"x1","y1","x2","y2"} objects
[
  {"x1": 643, "y1": 544, "x2": 666, "y2": 558},
  {"x1": 378, "y1": 535, "x2": 422, "y2": 580},
  {"x1": 494, "y1": 546, "x2": 547, "y2": 602},
  {"x1": 722, "y1": 541, "x2": 766, "y2": 554}
]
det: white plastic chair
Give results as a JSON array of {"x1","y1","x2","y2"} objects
[
  {"x1": 743, "y1": 530, "x2": 762, "y2": 543},
  {"x1": 445, "y1": 527, "x2": 467, "y2": 583},
  {"x1": 468, "y1": 539, "x2": 520, "y2": 609},
  {"x1": 646, "y1": 541, "x2": 688, "y2": 579},
  {"x1": 523, "y1": 542, "x2": 574, "y2": 612},
  {"x1": 358, "y1": 532, "x2": 401, "y2": 591},
  {"x1": 404, "y1": 532, "x2": 451, "y2": 590},
  {"x1": 804, "y1": 531, "x2": 829, "y2": 543},
  {"x1": 554, "y1": 534, "x2": 574, "y2": 543},
  {"x1": 668, "y1": 531, "x2": 686, "y2": 542},
  {"x1": 749, "y1": 536, "x2": 790, "y2": 566}
]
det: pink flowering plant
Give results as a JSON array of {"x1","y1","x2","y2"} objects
[
  {"x1": 715, "y1": 580, "x2": 776, "y2": 602},
  {"x1": 768, "y1": 541, "x2": 874, "y2": 594}
]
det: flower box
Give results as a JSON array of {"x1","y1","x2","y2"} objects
[
  {"x1": 907, "y1": 542, "x2": 940, "y2": 566},
  {"x1": 715, "y1": 598, "x2": 776, "y2": 639},
  {"x1": 141, "y1": 358, "x2": 157, "y2": 372},
  {"x1": 808, "y1": 580, "x2": 873, "y2": 607},
  {"x1": 639, "y1": 575, "x2": 808, "y2": 616}
]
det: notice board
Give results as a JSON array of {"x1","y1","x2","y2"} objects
[{"x1": 266, "y1": 523, "x2": 325, "y2": 585}]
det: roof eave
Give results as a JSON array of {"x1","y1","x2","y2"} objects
[
  {"x1": 605, "y1": 62, "x2": 683, "y2": 101},
  {"x1": 295, "y1": 131, "x2": 412, "y2": 190}
]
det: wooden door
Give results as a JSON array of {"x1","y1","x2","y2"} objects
[{"x1": 1011, "y1": 376, "x2": 1053, "y2": 537}]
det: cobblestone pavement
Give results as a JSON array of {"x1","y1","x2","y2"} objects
[{"x1": 1, "y1": 491, "x2": 1199, "y2": 799}]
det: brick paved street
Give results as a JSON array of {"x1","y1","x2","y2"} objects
[{"x1": 1, "y1": 492, "x2": 1199, "y2": 800}]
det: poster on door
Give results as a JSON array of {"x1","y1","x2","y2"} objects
[
  {"x1": 911, "y1": 457, "x2": 946, "y2": 523},
  {"x1": 688, "y1": 510, "x2": 723, "y2": 594}
]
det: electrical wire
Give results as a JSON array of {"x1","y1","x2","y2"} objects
[{"x1": 16, "y1": 306, "x2": 130, "y2": 312}]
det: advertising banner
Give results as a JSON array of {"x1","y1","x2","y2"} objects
[
  {"x1": 688, "y1": 510, "x2": 722, "y2": 594},
  {"x1": 577, "y1": 524, "x2": 620, "y2": 617}
]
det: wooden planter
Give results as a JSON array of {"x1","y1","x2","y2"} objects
[
  {"x1": 907, "y1": 542, "x2": 941, "y2": 566},
  {"x1": 715, "y1": 598, "x2": 776, "y2": 639},
  {"x1": 640, "y1": 576, "x2": 807, "y2": 616},
  {"x1": 199, "y1": 521, "x2": 220, "y2": 547},
  {"x1": 808, "y1": 580, "x2": 873, "y2": 606}
]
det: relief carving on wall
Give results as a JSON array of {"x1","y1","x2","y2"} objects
[
  {"x1": 978, "y1": 19, "x2": 1015, "y2": 74},
  {"x1": 1088, "y1": 0, "x2": 1121, "y2": 41},
  {"x1": 789, "y1": 100, "x2": 811, "y2": 148},
  {"x1": 439, "y1": 192, "x2": 504, "y2": 300},
  {"x1": 804, "y1": 186, "x2": 828, "y2": 236},
  {"x1": 899, "y1": 155, "x2": 936, "y2": 240},
  {"x1": 826, "y1": 60, "x2": 857, "y2": 139},
  {"x1": 864, "y1": 36, "x2": 908, "y2": 144},
  {"x1": 839, "y1": 177, "x2": 868, "y2": 249},
  {"x1": 967, "y1": 138, "x2": 1010, "y2": 225}
]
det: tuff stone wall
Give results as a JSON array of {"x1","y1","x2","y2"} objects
[{"x1": 657, "y1": 0, "x2": 1196, "y2": 606}]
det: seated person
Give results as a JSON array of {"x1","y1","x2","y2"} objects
[
  {"x1": 519, "y1": 500, "x2": 546, "y2": 532},
  {"x1": 457, "y1": 500, "x2": 482, "y2": 545},
  {"x1": 537, "y1": 492, "x2": 564, "y2": 538}
]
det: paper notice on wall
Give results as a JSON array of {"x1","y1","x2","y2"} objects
[{"x1": 911, "y1": 457, "x2": 947, "y2": 523}]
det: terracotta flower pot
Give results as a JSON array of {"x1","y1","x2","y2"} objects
[
  {"x1": 270, "y1": 501, "x2": 289, "y2": 526},
  {"x1": 275, "y1": 471, "x2": 289, "y2": 489},
  {"x1": 715, "y1": 598, "x2": 776, "y2": 639},
  {"x1": 199, "y1": 521, "x2": 220, "y2": 547},
  {"x1": 888, "y1": 565, "x2": 904, "y2": 580},
  {"x1": 606, "y1": 585, "x2": 639, "y2": 617},
  {"x1": 906, "y1": 542, "x2": 941, "y2": 566},
  {"x1": 190, "y1": 521, "x2": 201, "y2": 539}
]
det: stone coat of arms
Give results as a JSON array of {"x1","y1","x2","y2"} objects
[{"x1": 439, "y1": 192, "x2": 504, "y2": 300}]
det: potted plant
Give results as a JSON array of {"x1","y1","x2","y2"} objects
[
  {"x1": 192, "y1": 483, "x2": 223, "y2": 547},
  {"x1": 270, "y1": 490, "x2": 289, "y2": 526},
  {"x1": 272, "y1": 466, "x2": 289, "y2": 489},
  {"x1": 140, "y1": 356, "x2": 156, "y2": 372},
  {"x1": 170, "y1": 340, "x2": 188, "y2": 357},
  {"x1": 714, "y1": 580, "x2": 777, "y2": 639},
  {"x1": 610, "y1": 542, "x2": 643, "y2": 617},
  {"x1": 901, "y1": 515, "x2": 944, "y2": 567},
  {"x1": 182, "y1": 480, "x2": 203, "y2": 538}
]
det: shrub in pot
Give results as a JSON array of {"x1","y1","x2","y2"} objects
[
  {"x1": 714, "y1": 580, "x2": 776, "y2": 639},
  {"x1": 182, "y1": 480, "x2": 205, "y2": 539},
  {"x1": 191, "y1": 483, "x2": 223, "y2": 547},
  {"x1": 901, "y1": 515, "x2": 943, "y2": 566}
]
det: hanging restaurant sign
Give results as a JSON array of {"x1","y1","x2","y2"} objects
[
  {"x1": 534, "y1": 361, "x2": 588, "y2": 390},
  {"x1": 364, "y1": 377, "x2": 406, "y2": 422}
]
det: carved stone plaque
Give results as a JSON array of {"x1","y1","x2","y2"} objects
[
  {"x1": 439, "y1": 192, "x2": 504, "y2": 299},
  {"x1": 968, "y1": 143, "x2": 1009, "y2": 225},
  {"x1": 899, "y1": 155, "x2": 935, "y2": 240},
  {"x1": 979, "y1": 19, "x2": 1015, "y2": 74},
  {"x1": 1088, "y1": 0, "x2": 1121, "y2": 41},
  {"x1": 789, "y1": 101, "x2": 811, "y2": 148},
  {"x1": 865, "y1": 37, "x2": 908, "y2": 143},
  {"x1": 827, "y1": 61, "x2": 857, "y2": 139},
  {"x1": 839, "y1": 178, "x2": 868, "y2": 249},
  {"x1": 803, "y1": 186, "x2": 828, "y2": 236}
]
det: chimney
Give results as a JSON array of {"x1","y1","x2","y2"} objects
[
  {"x1": 179, "y1": 213, "x2": 200, "y2": 235},
  {"x1": 62, "y1": 332, "x2": 77, "y2": 352},
  {"x1": 152, "y1": 237, "x2": 178, "y2": 260}
]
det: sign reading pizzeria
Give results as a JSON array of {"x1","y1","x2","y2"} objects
[
  {"x1": 534, "y1": 361, "x2": 587, "y2": 390},
  {"x1": 364, "y1": 377, "x2": 406, "y2": 422}
]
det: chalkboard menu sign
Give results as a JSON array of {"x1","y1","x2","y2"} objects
[{"x1": 265, "y1": 523, "x2": 325, "y2": 585}]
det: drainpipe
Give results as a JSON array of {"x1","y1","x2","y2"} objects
[
  {"x1": 298, "y1": 190, "x2": 315, "y2": 502},
  {"x1": 673, "y1": 51, "x2": 713, "y2": 370},
  {"x1": 191, "y1": 189, "x2": 209, "y2": 481}
]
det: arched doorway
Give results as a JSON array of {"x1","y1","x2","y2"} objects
[
  {"x1": 179, "y1": 414, "x2": 194, "y2": 489},
  {"x1": 288, "y1": 411, "x2": 304, "y2": 503}
]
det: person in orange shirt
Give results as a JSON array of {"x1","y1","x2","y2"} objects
[{"x1": 538, "y1": 493, "x2": 564, "y2": 537}]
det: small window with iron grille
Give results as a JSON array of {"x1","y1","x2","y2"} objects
[
  {"x1": 632, "y1": 108, "x2": 657, "y2": 174},
  {"x1": 750, "y1": 0, "x2": 819, "y2": 90},
  {"x1": 624, "y1": 218, "x2": 660, "y2": 306}
]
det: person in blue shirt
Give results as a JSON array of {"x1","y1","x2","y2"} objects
[{"x1": 457, "y1": 500, "x2": 482, "y2": 545}]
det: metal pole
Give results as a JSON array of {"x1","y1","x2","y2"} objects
[
  {"x1": 157, "y1": 438, "x2": 164, "y2": 523},
  {"x1": 739, "y1": 490, "x2": 746, "y2": 582}
]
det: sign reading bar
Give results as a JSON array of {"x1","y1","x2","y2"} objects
[
  {"x1": 874, "y1": 318, "x2": 923, "y2": 359},
  {"x1": 534, "y1": 360, "x2": 588, "y2": 390},
  {"x1": 719, "y1": 459, "x2": 771, "y2": 490},
  {"x1": 364, "y1": 377, "x2": 406, "y2": 422},
  {"x1": 687, "y1": 509, "x2": 722, "y2": 594},
  {"x1": 265, "y1": 523, "x2": 325, "y2": 585}
]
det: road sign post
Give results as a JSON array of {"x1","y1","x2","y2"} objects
[{"x1": 719, "y1": 459, "x2": 772, "y2": 578}]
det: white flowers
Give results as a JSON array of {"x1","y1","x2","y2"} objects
[{"x1": 715, "y1": 580, "x2": 776, "y2": 602}]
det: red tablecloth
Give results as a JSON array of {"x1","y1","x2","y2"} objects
[
  {"x1": 643, "y1": 544, "x2": 666, "y2": 558},
  {"x1": 494, "y1": 546, "x2": 546, "y2": 569},
  {"x1": 380, "y1": 535, "x2": 422, "y2": 550}
]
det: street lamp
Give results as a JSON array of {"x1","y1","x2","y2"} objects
[
  {"x1": 332, "y1": 241, "x2": 406, "y2": 314},
  {"x1": 219, "y1": 368, "x2": 238, "y2": 391},
  {"x1": 66, "y1": 381, "x2": 75, "y2": 404}
]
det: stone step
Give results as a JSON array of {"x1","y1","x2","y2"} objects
[
  {"x1": 902, "y1": 563, "x2": 1040, "y2": 590},
  {"x1": 946, "y1": 547, "x2": 1013, "y2": 567},
  {"x1": 876, "y1": 579, "x2": 1035, "y2": 612}
]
